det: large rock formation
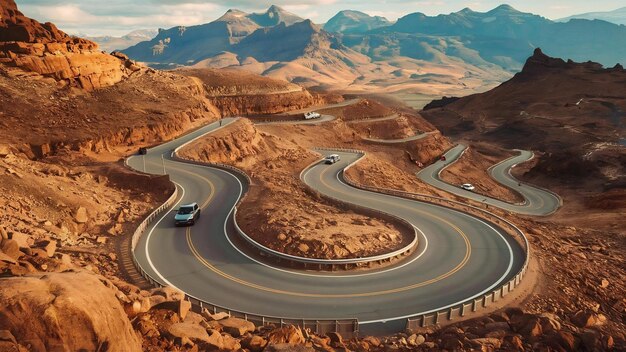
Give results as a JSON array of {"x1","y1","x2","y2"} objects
[
  {"x1": 0, "y1": 271, "x2": 142, "y2": 352},
  {"x1": 0, "y1": 0, "x2": 137, "y2": 90}
]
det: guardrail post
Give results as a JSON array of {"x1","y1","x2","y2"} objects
[
  {"x1": 433, "y1": 313, "x2": 439, "y2": 325},
  {"x1": 460, "y1": 304, "x2": 466, "y2": 317}
]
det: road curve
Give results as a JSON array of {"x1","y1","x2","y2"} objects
[
  {"x1": 126, "y1": 119, "x2": 526, "y2": 334},
  {"x1": 417, "y1": 144, "x2": 561, "y2": 216},
  {"x1": 363, "y1": 131, "x2": 436, "y2": 144}
]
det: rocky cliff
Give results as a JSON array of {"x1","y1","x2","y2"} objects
[
  {"x1": 0, "y1": 271, "x2": 142, "y2": 352},
  {"x1": 0, "y1": 0, "x2": 137, "y2": 90}
]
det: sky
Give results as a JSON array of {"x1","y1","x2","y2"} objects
[{"x1": 17, "y1": 0, "x2": 626, "y2": 36}]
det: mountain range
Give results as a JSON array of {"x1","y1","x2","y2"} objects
[
  {"x1": 122, "y1": 5, "x2": 626, "y2": 95},
  {"x1": 82, "y1": 29, "x2": 158, "y2": 53},
  {"x1": 558, "y1": 7, "x2": 626, "y2": 26}
]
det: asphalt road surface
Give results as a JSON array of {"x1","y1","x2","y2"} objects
[
  {"x1": 417, "y1": 145, "x2": 561, "y2": 216},
  {"x1": 363, "y1": 131, "x2": 436, "y2": 144},
  {"x1": 127, "y1": 119, "x2": 526, "y2": 334}
]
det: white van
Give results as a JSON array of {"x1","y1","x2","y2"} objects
[{"x1": 304, "y1": 112, "x2": 321, "y2": 120}]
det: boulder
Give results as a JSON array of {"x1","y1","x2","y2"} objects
[
  {"x1": 1, "y1": 240, "x2": 21, "y2": 261},
  {"x1": 166, "y1": 322, "x2": 210, "y2": 344},
  {"x1": 74, "y1": 207, "x2": 88, "y2": 224},
  {"x1": 9, "y1": 232, "x2": 30, "y2": 249},
  {"x1": 503, "y1": 335, "x2": 524, "y2": 351},
  {"x1": 0, "y1": 144, "x2": 11, "y2": 157},
  {"x1": 219, "y1": 317, "x2": 255, "y2": 337},
  {"x1": 407, "y1": 334, "x2": 425, "y2": 346},
  {"x1": 199, "y1": 330, "x2": 226, "y2": 350},
  {"x1": 326, "y1": 331, "x2": 345, "y2": 348},
  {"x1": 539, "y1": 313, "x2": 561, "y2": 333},
  {"x1": 471, "y1": 337, "x2": 502, "y2": 349},
  {"x1": 36, "y1": 240, "x2": 56, "y2": 257},
  {"x1": 571, "y1": 310, "x2": 598, "y2": 328},
  {"x1": 0, "y1": 251, "x2": 17, "y2": 264},
  {"x1": 441, "y1": 336, "x2": 463, "y2": 350},
  {"x1": 151, "y1": 286, "x2": 185, "y2": 302},
  {"x1": 510, "y1": 314, "x2": 543, "y2": 338},
  {"x1": 267, "y1": 325, "x2": 306, "y2": 345},
  {"x1": 0, "y1": 271, "x2": 142, "y2": 352},
  {"x1": 178, "y1": 299, "x2": 191, "y2": 320},
  {"x1": 242, "y1": 335, "x2": 267, "y2": 352}
]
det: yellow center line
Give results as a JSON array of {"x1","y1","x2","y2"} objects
[{"x1": 181, "y1": 161, "x2": 472, "y2": 298}]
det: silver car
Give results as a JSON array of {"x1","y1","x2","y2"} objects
[
  {"x1": 324, "y1": 154, "x2": 341, "y2": 164},
  {"x1": 175, "y1": 203, "x2": 200, "y2": 226}
]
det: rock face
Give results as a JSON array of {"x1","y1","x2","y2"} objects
[
  {"x1": 0, "y1": 0, "x2": 137, "y2": 90},
  {"x1": 0, "y1": 271, "x2": 142, "y2": 352}
]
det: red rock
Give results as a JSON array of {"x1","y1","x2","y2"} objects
[
  {"x1": 218, "y1": 317, "x2": 255, "y2": 337},
  {"x1": 571, "y1": 310, "x2": 597, "y2": 328},
  {"x1": 1, "y1": 240, "x2": 21, "y2": 260},
  {"x1": 538, "y1": 313, "x2": 561, "y2": 333},
  {"x1": 441, "y1": 336, "x2": 463, "y2": 350},
  {"x1": 326, "y1": 331, "x2": 344, "y2": 347},
  {"x1": 242, "y1": 335, "x2": 267, "y2": 352},
  {"x1": 166, "y1": 322, "x2": 210, "y2": 344},
  {"x1": 510, "y1": 314, "x2": 543, "y2": 338},
  {"x1": 503, "y1": 335, "x2": 524, "y2": 351},
  {"x1": 178, "y1": 299, "x2": 191, "y2": 320},
  {"x1": 267, "y1": 325, "x2": 306, "y2": 345}
]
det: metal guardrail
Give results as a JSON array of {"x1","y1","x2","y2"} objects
[{"x1": 317, "y1": 148, "x2": 531, "y2": 329}]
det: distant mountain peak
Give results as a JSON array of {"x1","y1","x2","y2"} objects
[
  {"x1": 248, "y1": 5, "x2": 304, "y2": 27},
  {"x1": 458, "y1": 7, "x2": 474, "y2": 14},
  {"x1": 492, "y1": 4, "x2": 518, "y2": 12},
  {"x1": 324, "y1": 9, "x2": 391, "y2": 34}
]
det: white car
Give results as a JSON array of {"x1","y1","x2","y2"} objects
[
  {"x1": 461, "y1": 183, "x2": 475, "y2": 191},
  {"x1": 174, "y1": 203, "x2": 200, "y2": 226},
  {"x1": 324, "y1": 154, "x2": 341, "y2": 164},
  {"x1": 304, "y1": 111, "x2": 321, "y2": 120}
]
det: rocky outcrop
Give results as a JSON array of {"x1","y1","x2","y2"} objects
[
  {"x1": 0, "y1": 0, "x2": 138, "y2": 90},
  {"x1": 0, "y1": 271, "x2": 142, "y2": 352},
  {"x1": 518, "y1": 47, "x2": 622, "y2": 77}
]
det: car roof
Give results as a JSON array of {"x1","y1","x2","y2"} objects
[{"x1": 181, "y1": 203, "x2": 198, "y2": 207}]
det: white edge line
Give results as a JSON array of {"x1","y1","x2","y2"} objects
[{"x1": 144, "y1": 181, "x2": 186, "y2": 289}]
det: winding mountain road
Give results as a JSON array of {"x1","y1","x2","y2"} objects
[
  {"x1": 363, "y1": 131, "x2": 436, "y2": 144},
  {"x1": 417, "y1": 145, "x2": 561, "y2": 216},
  {"x1": 126, "y1": 119, "x2": 526, "y2": 334}
]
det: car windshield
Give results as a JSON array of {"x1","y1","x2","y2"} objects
[{"x1": 178, "y1": 206, "x2": 194, "y2": 214}]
